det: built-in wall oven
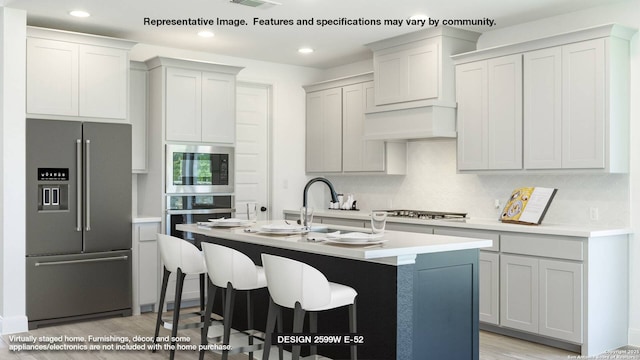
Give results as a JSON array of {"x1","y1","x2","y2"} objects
[
  {"x1": 166, "y1": 144, "x2": 234, "y2": 194},
  {"x1": 166, "y1": 194, "x2": 234, "y2": 242},
  {"x1": 165, "y1": 144, "x2": 235, "y2": 241}
]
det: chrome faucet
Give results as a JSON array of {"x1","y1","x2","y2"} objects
[{"x1": 302, "y1": 177, "x2": 338, "y2": 227}]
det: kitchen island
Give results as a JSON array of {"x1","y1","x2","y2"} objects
[{"x1": 177, "y1": 222, "x2": 492, "y2": 360}]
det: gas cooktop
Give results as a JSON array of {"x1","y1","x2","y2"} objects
[{"x1": 378, "y1": 209, "x2": 468, "y2": 220}]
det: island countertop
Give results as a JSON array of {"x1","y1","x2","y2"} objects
[{"x1": 177, "y1": 221, "x2": 492, "y2": 265}]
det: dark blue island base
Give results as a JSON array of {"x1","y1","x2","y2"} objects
[{"x1": 195, "y1": 234, "x2": 479, "y2": 360}]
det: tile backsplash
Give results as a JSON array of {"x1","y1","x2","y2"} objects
[{"x1": 328, "y1": 139, "x2": 629, "y2": 228}]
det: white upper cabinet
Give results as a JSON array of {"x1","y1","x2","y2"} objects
[
  {"x1": 561, "y1": 39, "x2": 605, "y2": 169},
  {"x1": 26, "y1": 27, "x2": 135, "y2": 121},
  {"x1": 524, "y1": 47, "x2": 563, "y2": 169},
  {"x1": 130, "y1": 61, "x2": 148, "y2": 173},
  {"x1": 454, "y1": 24, "x2": 635, "y2": 173},
  {"x1": 456, "y1": 54, "x2": 522, "y2": 170},
  {"x1": 166, "y1": 67, "x2": 202, "y2": 142},
  {"x1": 145, "y1": 57, "x2": 243, "y2": 144},
  {"x1": 373, "y1": 40, "x2": 439, "y2": 105},
  {"x1": 305, "y1": 88, "x2": 343, "y2": 173},
  {"x1": 304, "y1": 73, "x2": 406, "y2": 175}
]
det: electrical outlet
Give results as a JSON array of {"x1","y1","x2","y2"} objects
[
  {"x1": 494, "y1": 199, "x2": 501, "y2": 209},
  {"x1": 590, "y1": 207, "x2": 599, "y2": 221}
]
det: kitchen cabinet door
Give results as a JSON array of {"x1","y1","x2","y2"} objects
[
  {"x1": 500, "y1": 254, "x2": 539, "y2": 333},
  {"x1": 342, "y1": 82, "x2": 385, "y2": 172},
  {"x1": 456, "y1": 60, "x2": 488, "y2": 170},
  {"x1": 130, "y1": 62, "x2": 148, "y2": 172},
  {"x1": 79, "y1": 44, "x2": 128, "y2": 119},
  {"x1": 456, "y1": 55, "x2": 522, "y2": 171},
  {"x1": 562, "y1": 39, "x2": 605, "y2": 169},
  {"x1": 524, "y1": 47, "x2": 562, "y2": 169},
  {"x1": 539, "y1": 259, "x2": 583, "y2": 343},
  {"x1": 165, "y1": 67, "x2": 202, "y2": 142},
  {"x1": 479, "y1": 251, "x2": 500, "y2": 325},
  {"x1": 306, "y1": 88, "x2": 342, "y2": 173},
  {"x1": 26, "y1": 38, "x2": 79, "y2": 116},
  {"x1": 132, "y1": 221, "x2": 160, "y2": 314},
  {"x1": 374, "y1": 41, "x2": 439, "y2": 105},
  {"x1": 487, "y1": 54, "x2": 522, "y2": 169},
  {"x1": 201, "y1": 71, "x2": 236, "y2": 144}
]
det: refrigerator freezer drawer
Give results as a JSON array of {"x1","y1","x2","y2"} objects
[{"x1": 26, "y1": 250, "x2": 132, "y2": 323}]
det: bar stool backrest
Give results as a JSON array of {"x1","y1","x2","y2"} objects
[
  {"x1": 201, "y1": 243, "x2": 262, "y2": 290},
  {"x1": 157, "y1": 234, "x2": 206, "y2": 274},
  {"x1": 261, "y1": 254, "x2": 331, "y2": 310}
]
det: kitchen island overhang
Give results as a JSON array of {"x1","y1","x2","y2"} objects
[{"x1": 177, "y1": 223, "x2": 492, "y2": 360}]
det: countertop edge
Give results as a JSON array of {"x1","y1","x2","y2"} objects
[
  {"x1": 177, "y1": 223, "x2": 491, "y2": 266},
  {"x1": 283, "y1": 209, "x2": 631, "y2": 238},
  {"x1": 133, "y1": 217, "x2": 162, "y2": 224}
]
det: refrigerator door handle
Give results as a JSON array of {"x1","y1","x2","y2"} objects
[
  {"x1": 34, "y1": 256, "x2": 129, "y2": 267},
  {"x1": 76, "y1": 139, "x2": 82, "y2": 232},
  {"x1": 85, "y1": 139, "x2": 91, "y2": 233}
]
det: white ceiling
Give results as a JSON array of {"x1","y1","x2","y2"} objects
[{"x1": 3, "y1": 0, "x2": 630, "y2": 68}]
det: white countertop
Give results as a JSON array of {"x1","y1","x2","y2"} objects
[
  {"x1": 284, "y1": 209, "x2": 632, "y2": 238},
  {"x1": 177, "y1": 221, "x2": 492, "y2": 266}
]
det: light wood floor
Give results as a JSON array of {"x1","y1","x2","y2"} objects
[{"x1": 1, "y1": 311, "x2": 638, "y2": 359}]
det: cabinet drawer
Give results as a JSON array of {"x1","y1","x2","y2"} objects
[
  {"x1": 501, "y1": 234, "x2": 583, "y2": 261},
  {"x1": 320, "y1": 217, "x2": 367, "y2": 228},
  {"x1": 434, "y1": 228, "x2": 499, "y2": 251},
  {"x1": 138, "y1": 223, "x2": 159, "y2": 242},
  {"x1": 386, "y1": 222, "x2": 434, "y2": 234}
]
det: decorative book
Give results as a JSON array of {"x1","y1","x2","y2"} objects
[{"x1": 500, "y1": 187, "x2": 557, "y2": 225}]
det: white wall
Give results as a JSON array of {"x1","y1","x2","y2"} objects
[
  {"x1": 129, "y1": 45, "x2": 324, "y2": 219},
  {"x1": 324, "y1": 0, "x2": 640, "y2": 346},
  {"x1": 0, "y1": 6, "x2": 28, "y2": 335}
]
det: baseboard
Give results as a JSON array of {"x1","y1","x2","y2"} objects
[
  {"x1": 0, "y1": 315, "x2": 29, "y2": 335},
  {"x1": 629, "y1": 328, "x2": 640, "y2": 346}
]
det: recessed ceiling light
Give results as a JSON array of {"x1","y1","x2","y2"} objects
[
  {"x1": 69, "y1": 10, "x2": 90, "y2": 18},
  {"x1": 198, "y1": 31, "x2": 215, "y2": 38},
  {"x1": 409, "y1": 14, "x2": 429, "y2": 21},
  {"x1": 298, "y1": 47, "x2": 314, "y2": 54}
]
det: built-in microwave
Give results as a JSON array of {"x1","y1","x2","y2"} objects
[{"x1": 166, "y1": 144, "x2": 234, "y2": 194}]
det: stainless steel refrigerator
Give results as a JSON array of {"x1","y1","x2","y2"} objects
[{"x1": 26, "y1": 119, "x2": 132, "y2": 329}]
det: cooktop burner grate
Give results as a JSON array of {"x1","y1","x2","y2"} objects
[{"x1": 378, "y1": 210, "x2": 468, "y2": 220}]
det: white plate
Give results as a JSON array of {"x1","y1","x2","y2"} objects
[
  {"x1": 326, "y1": 232, "x2": 384, "y2": 242},
  {"x1": 208, "y1": 218, "x2": 252, "y2": 227},
  {"x1": 260, "y1": 224, "x2": 306, "y2": 233},
  {"x1": 324, "y1": 238, "x2": 388, "y2": 246}
]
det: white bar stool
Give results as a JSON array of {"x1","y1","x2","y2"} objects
[
  {"x1": 154, "y1": 234, "x2": 208, "y2": 360},
  {"x1": 261, "y1": 254, "x2": 358, "y2": 360},
  {"x1": 200, "y1": 243, "x2": 267, "y2": 360}
]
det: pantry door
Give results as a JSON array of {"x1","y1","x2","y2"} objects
[{"x1": 235, "y1": 82, "x2": 272, "y2": 221}]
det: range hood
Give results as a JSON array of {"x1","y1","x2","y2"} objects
[
  {"x1": 364, "y1": 103, "x2": 457, "y2": 140},
  {"x1": 362, "y1": 26, "x2": 479, "y2": 141}
]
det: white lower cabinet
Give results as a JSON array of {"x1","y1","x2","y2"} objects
[
  {"x1": 132, "y1": 220, "x2": 161, "y2": 315},
  {"x1": 500, "y1": 254, "x2": 583, "y2": 343},
  {"x1": 538, "y1": 259, "x2": 583, "y2": 343},
  {"x1": 479, "y1": 251, "x2": 500, "y2": 325},
  {"x1": 500, "y1": 254, "x2": 540, "y2": 333}
]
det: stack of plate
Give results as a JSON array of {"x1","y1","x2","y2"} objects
[
  {"x1": 207, "y1": 218, "x2": 253, "y2": 227},
  {"x1": 325, "y1": 232, "x2": 386, "y2": 245},
  {"x1": 258, "y1": 223, "x2": 307, "y2": 235}
]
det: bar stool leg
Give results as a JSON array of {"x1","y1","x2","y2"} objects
[
  {"x1": 222, "y1": 283, "x2": 235, "y2": 360},
  {"x1": 153, "y1": 267, "x2": 170, "y2": 352},
  {"x1": 349, "y1": 301, "x2": 357, "y2": 360},
  {"x1": 309, "y1": 312, "x2": 318, "y2": 356},
  {"x1": 246, "y1": 292, "x2": 254, "y2": 360},
  {"x1": 262, "y1": 297, "x2": 277, "y2": 360},
  {"x1": 199, "y1": 280, "x2": 217, "y2": 360},
  {"x1": 170, "y1": 268, "x2": 186, "y2": 360},
  {"x1": 291, "y1": 302, "x2": 306, "y2": 360}
]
